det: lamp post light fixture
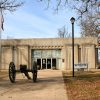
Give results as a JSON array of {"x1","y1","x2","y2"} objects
[{"x1": 70, "y1": 17, "x2": 75, "y2": 77}]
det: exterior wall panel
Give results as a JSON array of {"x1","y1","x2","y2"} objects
[
  {"x1": 1, "y1": 47, "x2": 12, "y2": 69},
  {"x1": 17, "y1": 46, "x2": 28, "y2": 69}
]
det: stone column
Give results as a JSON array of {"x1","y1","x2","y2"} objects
[
  {"x1": 81, "y1": 45, "x2": 84, "y2": 63},
  {"x1": 28, "y1": 46, "x2": 31, "y2": 69},
  {"x1": 81, "y1": 44, "x2": 96, "y2": 70},
  {"x1": 12, "y1": 46, "x2": 17, "y2": 68},
  {"x1": 67, "y1": 46, "x2": 72, "y2": 70},
  {"x1": 74, "y1": 45, "x2": 78, "y2": 64},
  {"x1": 61, "y1": 45, "x2": 67, "y2": 70},
  {"x1": 63, "y1": 45, "x2": 72, "y2": 71},
  {"x1": 88, "y1": 45, "x2": 96, "y2": 69}
]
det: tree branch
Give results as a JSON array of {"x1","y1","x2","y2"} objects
[{"x1": 0, "y1": 0, "x2": 24, "y2": 12}]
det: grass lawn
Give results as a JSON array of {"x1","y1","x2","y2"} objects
[{"x1": 63, "y1": 71, "x2": 100, "y2": 100}]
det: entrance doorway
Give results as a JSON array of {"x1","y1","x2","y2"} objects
[
  {"x1": 52, "y1": 59, "x2": 56, "y2": 69},
  {"x1": 47, "y1": 59, "x2": 51, "y2": 69},
  {"x1": 32, "y1": 49, "x2": 61, "y2": 69},
  {"x1": 42, "y1": 59, "x2": 46, "y2": 69},
  {"x1": 37, "y1": 59, "x2": 41, "y2": 70},
  {"x1": 36, "y1": 58, "x2": 57, "y2": 69}
]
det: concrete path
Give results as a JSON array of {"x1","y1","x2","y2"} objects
[{"x1": 0, "y1": 70, "x2": 68, "y2": 100}]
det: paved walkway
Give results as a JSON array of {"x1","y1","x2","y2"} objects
[{"x1": 0, "y1": 70, "x2": 68, "y2": 100}]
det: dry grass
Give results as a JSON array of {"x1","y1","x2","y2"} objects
[{"x1": 63, "y1": 71, "x2": 100, "y2": 100}]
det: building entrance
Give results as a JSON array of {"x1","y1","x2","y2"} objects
[
  {"x1": 37, "y1": 59, "x2": 41, "y2": 70},
  {"x1": 42, "y1": 59, "x2": 46, "y2": 69},
  {"x1": 52, "y1": 59, "x2": 56, "y2": 69},
  {"x1": 36, "y1": 58, "x2": 56, "y2": 69},
  {"x1": 47, "y1": 59, "x2": 51, "y2": 69},
  {"x1": 32, "y1": 49, "x2": 61, "y2": 69}
]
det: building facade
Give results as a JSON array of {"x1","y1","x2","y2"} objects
[{"x1": 0, "y1": 37, "x2": 99, "y2": 71}]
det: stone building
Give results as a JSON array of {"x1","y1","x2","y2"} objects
[{"x1": 0, "y1": 37, "x2": 99, "y2": 71}]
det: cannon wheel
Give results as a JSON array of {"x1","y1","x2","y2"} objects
[
  {"x1": 32, "y1": 61, "x2": 37, "y2": 82},
  {"x1": 33, "y1": 71, "x2": 37, "y2": 82},
  {"x1": 9, "y1": 62, "x2": 16, "y2": 83}
]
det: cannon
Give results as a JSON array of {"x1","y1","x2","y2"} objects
[{"x1": 9, "y1": 61, "x2": 38, "y2": 83}]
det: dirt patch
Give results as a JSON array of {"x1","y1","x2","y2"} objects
[{"x1": 0, "y1": 70, "x2": 68, "y2": 100}]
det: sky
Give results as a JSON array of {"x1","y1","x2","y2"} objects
[{"x1": 2, "y1": 0, "x2": 81, "y2": 39}]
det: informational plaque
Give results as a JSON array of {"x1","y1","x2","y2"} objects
[{"x1": 74, "y1": 64, "x2": 88, "y2": 69}]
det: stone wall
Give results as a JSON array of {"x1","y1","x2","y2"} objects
[{"x1": 0, "y1": 37, "x2": 98, "y2": 70}]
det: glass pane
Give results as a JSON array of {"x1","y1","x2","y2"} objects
[
  {"x1": 34, "y1": 50, "x2": 41, "y2": 58},
  {"x1": 42, "y1": 50, "x2": 52, "y2": 58},
  {"x1": 46, "y1": 50, "x2": 52, "y2": 58},
  {"x1": 33, "y1": 49, "x2": 61, "y2": 58},
  {"x1": 52, "y1": 50, "x2": 61, "y2": 58},
  {"x1": 57, "y1": 50, "x2": 61, "y2": 58}
]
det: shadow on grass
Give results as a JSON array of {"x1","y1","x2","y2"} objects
[{"x1": 63, "y1": 71, "x2": 100, "y2": 82}]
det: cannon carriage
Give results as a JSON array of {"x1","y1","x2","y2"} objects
[{"x1": 9, "y1": 61, "x2": 38, "y2": 83}]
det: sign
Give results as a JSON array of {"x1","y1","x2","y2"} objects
[{"x1": 74, "y1": 64, "x2": 88, "y2": 69}]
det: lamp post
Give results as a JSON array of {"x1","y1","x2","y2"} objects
[
  {"x1": 70, "y1": 17, "x2": 75, "y2": 77},
  {"x1": 0, "y1": 8, "x2": 4, "y2": 70},
  {"x1": 0, "y1": 9, "x2": 2, "y2": 70}
]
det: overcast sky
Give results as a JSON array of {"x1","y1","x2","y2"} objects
[{"x1": 2, "y1": 0, "x2": 81, "y2": 39}]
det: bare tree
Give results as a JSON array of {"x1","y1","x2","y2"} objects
[
  {"x1": 80, "y1": 2, "x2": 100, "y2": 37},
  {"x1": 38, "y1": 0, "x2": 100, "y2": 17},
  {"x1": 38, "y1": 0, "x2": 100, "y2": 37},
  {"x1": 57, "y1": 25, "x2": 70, "y2": 38},
  {"x1": 80, "y1": 16, "x2": 99, "y2": 37},
  {"x1": 0, "y1": 0, "x2": 23, "y2": 12},
  {"x1": 0, "y1": 0, "x2": 23, "y2": 30}
]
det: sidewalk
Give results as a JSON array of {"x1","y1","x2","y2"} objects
[{"x1": 0, "y1": 70, "x2": 68, "y2": 100}]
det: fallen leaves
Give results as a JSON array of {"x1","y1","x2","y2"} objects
[{"x1": 63, "y1": 71, "x2": 100, "y2": 100}]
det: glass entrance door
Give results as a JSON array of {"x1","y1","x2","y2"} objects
[
  {"x1": 52, "y1": 59, "x2": 56, "y2": 69},
  {"x1": 47, "y1": 59, "x2": 51, "y2": 69},
  {"x1": 37, "y1": 59, "x2": 41, "y2": 70},
  {"x1": 37, "y1": 58, "x2": 57, "y2": 69},
  {"x1": 42, "y1": 59, "x2": 46, "y2": 69}
]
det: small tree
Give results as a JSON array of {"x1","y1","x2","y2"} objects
[{"x1": 57, "y1": 26, "x2": 70, "y2": 38}]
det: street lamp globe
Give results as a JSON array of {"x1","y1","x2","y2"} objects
[{"x1": 70, "y1": 17, "x2": 75, "y2": 24}]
